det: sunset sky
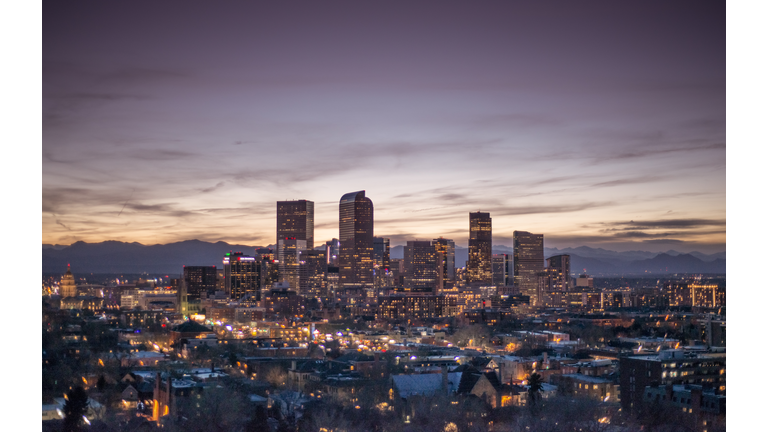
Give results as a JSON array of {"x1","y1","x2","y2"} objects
[{"x1": 42, "y1": 1, "x2": 725, "y2": 252}]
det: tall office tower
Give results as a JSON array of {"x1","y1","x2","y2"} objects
[
  {"x1": 300, "y1": 249, "x2": 327, "y2": 298},
  {"x1": 339, "y1": 191, "x2": 374, "y2": 286},
  {"x1": 183, "y1": 266, "x2": 218, "y2": 301},
  {"x1": 373, "y1": 237, "x2": 390, "y2": 271},
  {"x1": 513, "y1": 231, "x2": 544, "y2": 305},
  {"x1": 403, "y1": 240, "x2": 443, "y2": 293},
  {"x1": 260, "y1": 254, "x2": 279, "y2": 291},
  {"x1": 276, "y1": 200, "x2": 314, "y2": 249},
  {"x1": 325, "y1": 239, "x2": 340, "y2": 266},
  {"x1": 467, "y1": 212, "x2": 492, "y2": 284},
  {"x1": 180, "y1": 265, "x2": 217, "y2": 314},
  {"x1": 433, "y1": 237, "x2": 456, "y2": 283},
  {"x1": 537, "y1": 267, "x2": 560, "y2": 307},
  {"x1": 373, "y1": 237, "x2": 391, "y2": 289},
  {"x1": 223, "y1": 252, "x2": 261, "y2": 301},
  {"x1": 277, "y1": 238, "x2": 306, "y2": 291},
  {"x1": 546, "y1": 254, "x2": 571, "y2": 292},
  {"x1": 60, "y1": 264, "x2": 77, "y2": 298},
  {"x1": 492, "y1": 254, "x2": 509, "y2": 286}
]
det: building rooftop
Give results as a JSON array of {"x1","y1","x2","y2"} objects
[
  {"x1": 172, "y1": 321, "x2": 213, "y2": 333},
  {"x1": 392, "y1": 372, "x2": 462, "y2": 397},
  {"x1": 561, "y1": 374, "x2": 613, "y2": 384}
]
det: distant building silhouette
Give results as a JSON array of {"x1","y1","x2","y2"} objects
[
  {"x1": 339, "y1": 191, "x2": 374, "y2": 287},
  {"x1": 513, "y1": 231, "x2": 544, "y2": 305},
  {"x1": 467, "y1": 212, "x2": 492, "y2": 284}
]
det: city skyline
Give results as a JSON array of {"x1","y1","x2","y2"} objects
[{"x1": 42, "y1": 2, "x2": 725, "y2": 253}]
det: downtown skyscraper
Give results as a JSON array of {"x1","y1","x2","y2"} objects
[
  {"x1": 546, "y1": 254, "x2": 571, "y2": 292},
  {"x1": 276, "y1": 200, "x2": 313, "y2": 291},
  {"x1": 467, "y1": 212, "x2": 492, "y2": 285},
  {"x1": 513, "y1": 231, "x2": 544, "y2": 305},
  {"x1": 403, "y1": 240, "x2": 442, "y2": 293},
  {"x1": 223, "y1": 252, "x2": 261, "y2": 301},
  {"x1": 339, "y1": 191, "x2": 374, "y2": 286},
  {"x1": 433, "y1": 237, "x2": 456, "y2": 284},
  {"x1": 276, "y1": 200, "x2": 314, "y2": 249},
  {"x1": 277, "y1": 238, "x2": 306, "y2": 291},
  {"x1": 492, "y1": 254, "x2": 509, "y2": 286}
]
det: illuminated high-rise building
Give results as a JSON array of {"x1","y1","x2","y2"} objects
[
  {"x1": 183, "y1": 266, "x2": 218, "y2": 301},
  {"x1": 373, "y1": 237, "x2": 390, "y2": 271},
  {"x1": 513, "y1": 231, "x2": 544, "y2": 305},
  {"x1": 373, "y1": 237, "x2": 391, "y2": 289},
  {"x1": 546, "y1": 254, "x2": 571, "y2": 291},
  {"x1": 339, "y1": 191, "x2": 374, "y2": 286},
  {"x1": 259, "y1": 253, "x2": 279, "y2": 291},
  {"x1": 300, "y1": 250, "x2": 327, "y2": 298},
  {"x1": 277, "y1": 238, "x2": 306, "y2": 291},
  {"x1": 223, "y1": 252, "x2": 261, "y2": 301},
  {"x1": 536, "y1": 268, "x2": 559, "y2": 307},
  {"x1": 180, "y1": 265, "x2": 217, "y2": 315},
  {"x1": 492, "y1": 254, "x2": 509, "y2": 286},
  {"x1": 403, "y1": 240, "x2": 442, "y2": 294},
  {"x1": 433, "y1": 237, "x2": 456, "y2": 283},
  {"x1": 467, "y1": 212, "x2": 492, "y2": 284},
  {"x1": 276, "y1": 200, "x2": 314, "y2": 249}
]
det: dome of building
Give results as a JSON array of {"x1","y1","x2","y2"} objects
[{"x1": 60, "y1": 264, "x2": 78, "y2": 299}]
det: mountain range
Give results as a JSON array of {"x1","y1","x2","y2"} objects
[
  {"x1": 389, "y1": 245, "x2": 724, "y2": 275},
  {"x1": 43, "y1": 240, "x2": 725, "y2": 275}
]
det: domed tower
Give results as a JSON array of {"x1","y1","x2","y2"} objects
[{"x1": 60, "y1": 264, "x2": 77, "y2": 298}]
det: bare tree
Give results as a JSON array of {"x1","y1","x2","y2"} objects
[
  {"x1": 450, "y1": 324, "x2": 492, "y2": 348},
  {"x1": 264, "y1": 365, "x2": 289, "y2": 388}
]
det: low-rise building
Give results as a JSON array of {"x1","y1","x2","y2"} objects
[
  {"x1": 619, "y1": 349, "x2": 726, "y2": 416},
  {"x1": 552, "y1": 374, "x2": 619, "y2": 402},
  {"x1": 643, "y1": 383, "x2": 725, "y2": 430}
]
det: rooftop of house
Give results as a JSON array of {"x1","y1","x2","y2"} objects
[
  {"x1": 561, "y1": 374, "x2": 614, "y2": 384},
  {"x1": 172, "y1": 321, "x2": 213, "y2": 333},
  {"x1": 392, "y1": 372, "x2": 463, "y2": 397}
]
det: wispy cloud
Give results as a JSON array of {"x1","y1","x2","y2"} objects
[
  {"x1": 489, "y1": 202, "x2": 616, "y2": 217},
  {"x1": 591, "y1": 176, "x2": 666, "y2": 188},
  {"x1": 200, "y1": 182, "x2": 226, "y2": 193}
]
